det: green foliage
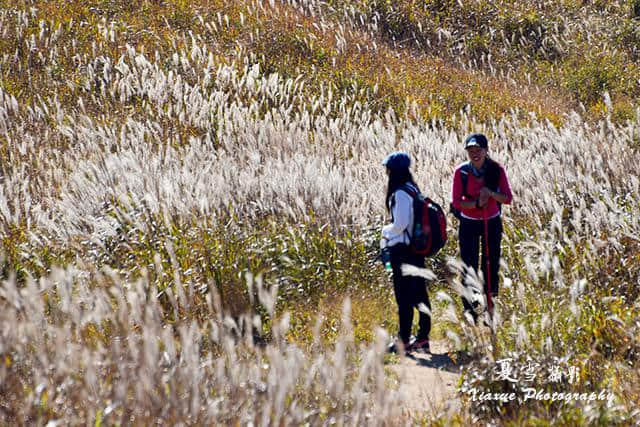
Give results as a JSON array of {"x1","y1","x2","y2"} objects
[
  {"x1": 0, "y1": 226, "x2": 28, "y2": 283},
  {"x1": 77, "y1": 210, "x2": 388, "y2": 337},
  {"x1": 562, "y1": 52, "x2": 626, "y2": 107},
  {"x1": 0, "y1": 225, "x2": 74, "y2": 284},
  {"x1": 324, "y1": 0, "x2": 640, "y2": 123}
]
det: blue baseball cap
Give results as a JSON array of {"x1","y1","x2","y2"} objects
[
  {"x1": 464, "y1": 133, "x2": 488, "y2": 149},
  {"x1": 382, "y1": 151, "x2": 411, "y2": 171}
]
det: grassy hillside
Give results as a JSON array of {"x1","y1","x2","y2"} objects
[
  {"x1": 4, "y1": 0, "x2": 640, "y2": 125},
  {"x1": 1, "y1": 0, "x2": 639, "y2": 425}
]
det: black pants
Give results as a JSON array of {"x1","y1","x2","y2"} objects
[
  {"x1": 459, "y1": 216, "x2": 502, "y2": 313},
  {"x1": 390, "y1": 244, "x2": 431, "y2": 344}
]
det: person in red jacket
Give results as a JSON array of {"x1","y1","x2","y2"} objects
[{"x1": 451, "y1": 134, "x2": 513, "y2": 323}]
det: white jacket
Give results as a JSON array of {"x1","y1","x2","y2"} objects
[{"x1": 381, "y1": 187, "x2": 414, "y2": 248}]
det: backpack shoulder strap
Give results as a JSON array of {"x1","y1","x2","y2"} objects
[
  {"x1": 399, "y1": 183, "x2": 419, "y2": 199},
  {"x1": 459, "y1": 163, "x2": 471, "y2": 197},
  {"x1": 389, "y1": 184, "x2": 416, "y2": 218},
  {"x1": 396, "y1": 183, "x2": 419, "y2": 241}
]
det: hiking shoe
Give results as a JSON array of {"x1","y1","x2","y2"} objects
[
  {"x1": 387, "y1": 340, "x2": 411, "y2": 356},
  {"x1": 407, "y1": 338, "x2": 430, "y2": 354}
]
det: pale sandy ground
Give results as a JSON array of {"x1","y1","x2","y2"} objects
[{"x1": 390, "y1": 340, "x2": 464, "y2": 418}]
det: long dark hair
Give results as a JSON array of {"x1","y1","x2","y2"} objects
[
  {"x1": 483, "y1": 156, "x2": 501, "y2": 191},
  {"x1": 385, "y1": 167, "x2": 418, "y2": 211}
]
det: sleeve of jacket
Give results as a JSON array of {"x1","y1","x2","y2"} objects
[
  {"x1": 498, "y1": 165, "x2": 513, "y2": 205},
  {"x1": 451, "y1": 168, "x2": 464, "y2": 211},
  {"x1": 382, "y1": 190, "x2": 413, "y2": 240}
]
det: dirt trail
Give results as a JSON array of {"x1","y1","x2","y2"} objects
[{"x1": 390, "y1": 340, "x2": 463, "y2": 416}]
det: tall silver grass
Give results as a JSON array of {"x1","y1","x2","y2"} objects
[
  {"x1": 1, "y1": 3, "x2": 639, "y2": 423},
  {"x1": 0, "y1": 268, "x2": 402, "y2": 424}
]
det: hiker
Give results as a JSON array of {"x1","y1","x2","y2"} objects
[
  {"x1": 380, "y1": 151, "x2": 431, "y2": 354},
  {"x1": 451, "y1": 134, "x2": 513, "y2": 323}
]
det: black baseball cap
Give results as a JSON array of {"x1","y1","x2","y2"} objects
[
  {"x1": 382, "y1": 151, "x2": 411, "y2": 171},
  {"x1": 464, "y1": 133, "x2": 488, "y2": 149}
]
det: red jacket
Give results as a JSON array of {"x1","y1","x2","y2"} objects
[{"x1": 451, "y1": 161, "x2": 513, "y2": 220}]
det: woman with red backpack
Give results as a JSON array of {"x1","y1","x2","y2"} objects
[
  {"x1": 450, "y1": 134, "x2": 513, "y2": 324},
  {"x1": 380, "y1": 151, "x2": 431, "y2": 354}
]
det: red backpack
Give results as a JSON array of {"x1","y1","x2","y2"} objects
[{"x1": 401, "y1": 184, "x2": 448, "y2": 257}]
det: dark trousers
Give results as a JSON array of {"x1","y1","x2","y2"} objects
[
  {"x1": 459, "y1": 216, "x2": 502, "y2": 313},
  {"x1": 389, "y1": 244, "x2": 431, "y2": 344}
]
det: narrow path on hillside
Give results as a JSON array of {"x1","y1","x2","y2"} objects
[{"x1": 390, "y1": 340, "x2": 464, "y2": 416}]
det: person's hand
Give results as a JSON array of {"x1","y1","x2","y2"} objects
[
  {"x1": 379, "y1": 246, "x2": 393, "y2": 274},
  {"x1": 478, "y1": 187, "x2": 492, "y2": 207}
]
